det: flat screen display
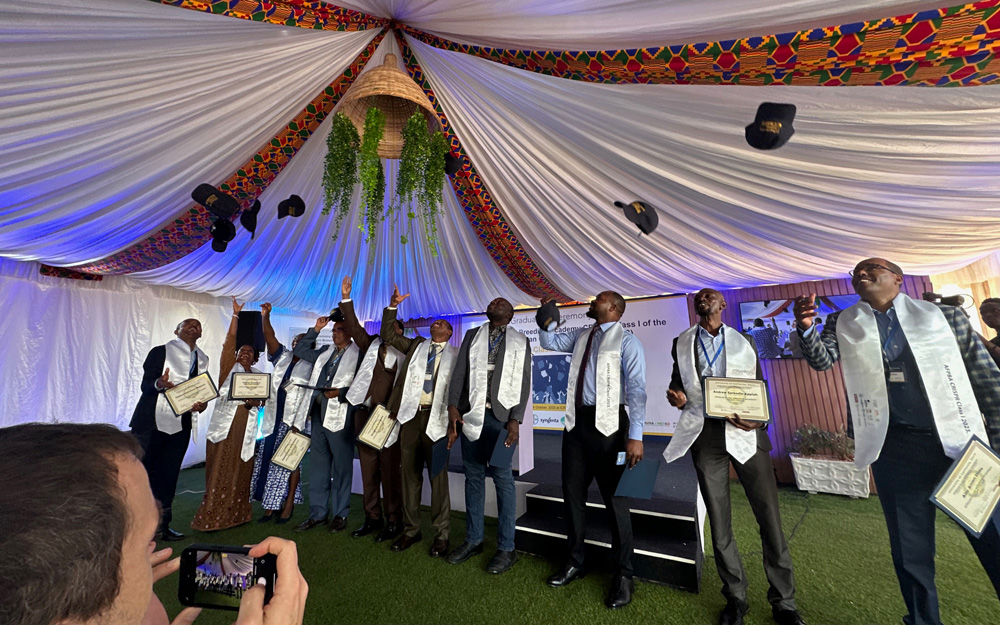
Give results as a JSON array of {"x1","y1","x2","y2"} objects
[{"x1": 738, "y1": 295, "x2": 860, "y2": 359}]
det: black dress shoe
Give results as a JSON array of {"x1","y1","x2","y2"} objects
[
  {"x1": 486, "y1": 550, "x2": 518, "y2": 574},
  {"x1": 257, "y1": 513, "x2": 274, "y2": 524},
  {"x1": 328, "y1": 516, "x2": 348, "y2": 533},
  {"x1": 275, "y1": 515, "x2": 292, "y2": 525},
  {"x1": 351, "y1": 518, "x2": 384, "y2": 538},
  {"x1": 375, "y1": 522, "x2": 403, "y2": 543},
  {"x1": 605, "y1": 575, "x2": 634, "y2": 609},
  {"x1": 158, "y1": 527, "x2": 185, "y2": 542},
  {"x1": 546, "y1": 564, "x2": 586, "y2": 587},
  {"x1": 719, "y1": 600, "x2": 750, "y2": 625},
  {"x1": 294, "y1": 517, "x2": 328, "y2": 533},
  {"x1": 429, "y1": 538, "x2": 449, "y2": 557},
  {"x1": 772, "y1": 608, "x2": 806, "y2": 625},
  {"x1": 391, "y1": 532, "x2": 422, "y2": 552},
  {"x1": 446, "y1": 541, "x2": 483, "y2": 565}
]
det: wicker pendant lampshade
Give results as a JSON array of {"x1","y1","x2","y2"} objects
[{"x1": 339, "y1": 54, "x2": 441, "y2": 159}]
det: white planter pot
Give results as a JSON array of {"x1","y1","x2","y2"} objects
[{"x1": 788, "y1": 453, "x2": 870, "y2": 499}]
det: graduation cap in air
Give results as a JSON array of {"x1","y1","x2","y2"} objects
[
  {"x1": 329, "y1": 307, "x2": 345, "y2": 323},
  {"x1": 210, "y1": 218, "x2": 236, "y2": 253},
  {"x1": 745, "y1": 102, "x2": 796, "y2": 150},
  {"x1": 192, "y1": 184, "x2": 239, "y2": 219},
  {"x1": 239, "y1": 199, "x2": 261, "y2": 239},
  {"x1": 444, "y1": 152, "x2": 463, "y2": 176},
  {"x1": 613, "y1": 200, "x2": 659, "y2": 235},
  {"x1": 277, "y1": 194, "x2": 306, "y2": 219},
  {"x1": 536, "y1": 299, "x2": 560, "y2": 331}
]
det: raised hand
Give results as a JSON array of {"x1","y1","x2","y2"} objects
[
  {"x1": 261, "y1": 302, "x2": 272, "y2": 317},
  {"x1": 666, "y1": 388, "x2": 686, "y2": 409},
  {"x1": 793, "y1": 293, "x2": 818, "y2": 329},
  {"x1": 314, "y1": 316, "x2": 330, "y2": 332},
  {"x1": 341, "y1": 276, "x2": 352, "y2": 300},
  {"x1": 232, "y1": 296, "x2": 245, "y2": 316},
  {"x1": 158, "y1": 368, "x2": 175, "y2": 391},
  {"x1": 390, "y1": 284, "x2": 410, "y2": 308}
]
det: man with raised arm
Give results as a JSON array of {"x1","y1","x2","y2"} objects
[
  {"x1": 380, "y1": 285, "x2": 457, "y2": 558},
  {"x1": 794, "y1": 258, "x2": 1000, "y2": 625}
]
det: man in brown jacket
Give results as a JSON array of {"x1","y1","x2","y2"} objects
[{"x1": 338, "y1": 276, "x2": 405, "y2": 543}]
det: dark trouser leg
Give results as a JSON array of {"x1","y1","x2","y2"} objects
[
  {"x1": 308, "y1": 412, "x2": 334, "y2": 521},
  {"x1": 400, "y1": 414, "x2": 425, "y2": 538},
  {"x1": 561, "y1": 417, "x2": 593, "y2": 569},
  {"x1": 135, "y1": 427, "x2": 190, "y2": 528},
  {"x1": 967, "y1": 516, "x2": 1000, "y2": 602},
  {"x1": 733, "y1": 446, "x2": 797, "y2": 610},
  {"x1": 328, "y1": 413, "x2": 355, "y2": 519},
  {"x1": 355, "y1": 406, "x2": 383, "y2": 521},
  {"x1": 484, "y1": 416, "x2": 517, "y2": 553},
  {"x1": 871, "y1": 429, "x2": 952, "y2": 625},
  {"x1": 691, "y1": 426, "x2": 747, "y2": 605},
  {"x1": 589, "y1": 407, "x2": 632, "y2": 577},
  {"x1": 417, "y1": 410, "x2": 451, "y2": 541},
  {"x1": 461, "y1": 423, "x2": 488, "y2": 545},
  {"x1": 381, "y1": 440, "x2": 403, "y2": 523}
]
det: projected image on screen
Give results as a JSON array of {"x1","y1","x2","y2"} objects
[
  {"x1": 193, "y1": 551, "x2": 255, "y2": 608},
  {"x1": 533, "y1": 354, "x2": 572, "y2": 410},
  {"x1": 738, "y1": 295, "x2": 860, "y2": 359}
]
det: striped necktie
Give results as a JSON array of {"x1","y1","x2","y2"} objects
[{"x1": 423, "y1": 344, "x2": 440, "y2": 393}]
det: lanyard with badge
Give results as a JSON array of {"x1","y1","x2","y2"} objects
[
  {"x1": 698, "y1": 328, "x2": 725, "y2": 374},
  {"x1": 882, "y1": 320, "x2": 906, "y2": 384}
]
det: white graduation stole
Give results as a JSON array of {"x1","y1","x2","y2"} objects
[
  {"x1": 321, "y1": 343, "x2": 360, "y2": 432},
  {"x1": 663, "y1": 325, "x2": 758, "y2": 465},
  {"x1": 564, "y1": 323, "x2": 624, "y2": 436},
  {"x1": 396, "y1": 341, "x2": 458, "y2": 443},
  {"x1": 345, "y1": 338, "x2": 401, "y2": 406},
  {"x1": 463, "y1": 325, "x2": 529, "y2": 441},
  {"x1": 837, "y1": 293, "x2": 988, "y2": 468},
  {"x1": 208, "y1": 366, "x2": 265, "y2": 462},
  {"x1": 260, "y1": 348, "x2": 313, "y2": 437},
  {"x1": 154, "y1": 338, "x2": 210, "y2": 435}
]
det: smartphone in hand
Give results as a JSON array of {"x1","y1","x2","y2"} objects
[{"x1": 178, "y1": 544, "x2": 277, "y2": 611}]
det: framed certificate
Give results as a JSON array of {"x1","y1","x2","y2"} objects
[
  {"x1": 357, "y1": 405, "x2": 399, "y2": 450},
  {"x1": 272, "y1": 431, "x2": 310, "y2": 471},
  {"x1": 931, "y1": 437, "x2": 1000, "y2": 538},
  {"x1": 228, "y1": 372, "x2": 271, "y2": 401},
  {"x1": 164, "y1": 373, "x2": 219, "y2": 416},
  {"x1": 702, "y1": 377, "x2": 771, "y2": 423}
]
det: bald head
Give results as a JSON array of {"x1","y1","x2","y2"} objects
[{"x1": 693, "y1": 288, "x2": 726, "y2": 318}]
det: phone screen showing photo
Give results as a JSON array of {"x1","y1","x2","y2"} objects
[{"x1": 192, "y1": 550, "x2": 255, "y2": 608}]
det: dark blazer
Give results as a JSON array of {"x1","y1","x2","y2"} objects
[
  {"x1": 129, "y1": 345, "x2": 192, "y2": 434},
  {"x1": 800, "y1": 303, "x2": 1000, "y2": 452},
  {"x1": 669, "y1": 332, "x2": 770, "y2": 451},
  {"x1": 379, "y1": 306, "x2": 429, "y2": 416},
  {"x1": 293, "y1": 329, "x2": 351, "y2": 406},
  {"x1": 448, "y1": 325, "x2": 532, "y2": 423},
  {"x1": 340, "y1": 299, "x2": 398, "y2": 407}
]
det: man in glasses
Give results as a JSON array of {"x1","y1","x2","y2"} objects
[{"x1": 793, "y1": 258, "x2": 1000, "y2": 625}]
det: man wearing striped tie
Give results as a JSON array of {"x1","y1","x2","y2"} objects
[{"x1": 381, "y1": 285, "x2": 457, "y2": 557}]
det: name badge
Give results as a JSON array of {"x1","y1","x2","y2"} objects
[
  {"x1": 888, "y1": 363, "x2": 906, "y2": 384},
  {"x1": 616, "y1": 451, "x2": 626, "y2": 466},
  {"x1": 487, "y1": 364, "x2": 495, "y2": 371}
]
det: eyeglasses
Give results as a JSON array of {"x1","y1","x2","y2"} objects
[{"x1": 849, "y1": 264, "x2": 900, "y2": 278}]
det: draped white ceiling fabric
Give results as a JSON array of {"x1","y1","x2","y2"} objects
[
  {"x1": 336, "y1": 0, "x2": 949, "y2": 49},
  {"x1": 133, "y1": 36, "x2": 531, "y2": 320},
  {"x1": 2, "y1": 0, "x2": 1000, "y2": 319},
  {"x1": 0, "y1": 0, "x2": 376, "y2": 264}
]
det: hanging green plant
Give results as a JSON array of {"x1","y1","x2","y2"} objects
[
  {"x1": 418, "y1": 132, "x2": 449, "y2": 255},
  {"x1": 395, "y1": 112, "x2": 427, "y2": 212},
  {"x1": 357, "y1": 106, "x2": 386, "y2": 244},
  {"x1": 322, "y1": 113, "x2": 359, "y2": 234}
]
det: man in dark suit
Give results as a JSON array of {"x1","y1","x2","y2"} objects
[
  {"x1": 338, "y1": 276, "x2": 405, "y2": 543},
  {"x1": 380, "y1": 285, "x2": 456, "y2": 557},
  {"x1": 795, "y1": 258, "x2": 1000, "y2": 625},
  {"x1": 445, "y1": 297, "x2": 532, "y2": 574},
  {"x1": 129, "y1": 318, "x2": 209, "y2": 541},
  {"x1": 665, "y1": 289, "x2": 804, "y2": 625}
]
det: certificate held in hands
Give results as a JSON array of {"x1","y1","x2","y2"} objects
[
  {"x1": 228, "y1": 372, "x2": 271, "y2": 401},
  {"x1": 703, "y1": 377, "x2": 771, "y2": 423},
  {"x1": 931, "y1": 437, "x2": 1000, "y2": 538},
  {"x1": 357, "y1": 405, "x2": 399, "y2": 450},
  {"x1": 272, "y1": 431, "x2": 311, "y2": 471},
  {"x1": 164, "y1": 373, "x2": 219, "y2": 416}
]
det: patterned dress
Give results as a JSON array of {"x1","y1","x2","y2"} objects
[
  {"x1": 191, "y1": 333, "x2": 255, "y2": 531},
  {"x1": 250, "y1": 345, "x2": 305, "y2": 510}
]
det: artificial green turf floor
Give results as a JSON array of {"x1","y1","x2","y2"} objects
[{"x1": 155, "y1": 463, "x2": 998, "y2": 625}]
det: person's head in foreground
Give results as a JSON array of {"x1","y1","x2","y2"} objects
[{"x1": 0, "y1": 423, "x2": 308, "y2": 625}]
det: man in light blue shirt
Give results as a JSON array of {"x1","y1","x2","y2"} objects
[{"x1": 537, "y1": 291, "x2": 646, "y2": 610}]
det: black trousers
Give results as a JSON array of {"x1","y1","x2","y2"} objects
[
  {"x1": 133, "y1": 422, "x2": 191, "y2": 528},
  {"x1": 562, "y1": 405, "x2": 633, "y2": 576},
  {"x1": 691, "y1": 419, "x2": 796, "y2": 609},
  {"x1": 871, "y1": 427, "x2": 1000, "y2": 625}
]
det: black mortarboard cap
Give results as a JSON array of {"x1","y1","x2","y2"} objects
[
  {"x1": 192, "y1": 183, "x2": 239, "y2": 219},
  {"x1": 210, "y1": 218, "x2": 236, "y2": 253},
  {"x1": 329, "y1": 307, "x2": 345, "y2": 323},
  {"x1": 239, "y1": 199, "x2": 260, "y2": 239},
  {"x1": 614, "y1": 200, "x2": 659, "y2": 235},
  {"x1": 444, "y1": 152, "x2": 462, "y2": 176},
  {"x1": 277, "y1": 194, "x2": 306, "y2": 219},
  {"x1": 745, "y1": 102, "x2": 796, "y2": 150},
  {"x1": 536, "y1": 300, "x2": 560, "y2": 331}
]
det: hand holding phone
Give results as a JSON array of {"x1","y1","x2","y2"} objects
[{"x1": 179, "y1": 544, "x2": 276, "y2": 612}]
